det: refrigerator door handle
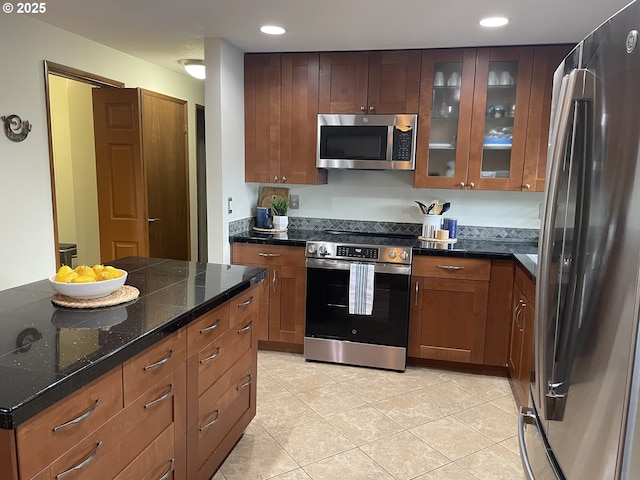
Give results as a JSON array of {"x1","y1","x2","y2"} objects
[{"x1": 519, "y1": 408, "x2": 537, "y2": 480}]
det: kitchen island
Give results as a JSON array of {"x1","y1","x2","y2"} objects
[{"x1": 0, "y1": 256, "x2": 265, "y2": 480}]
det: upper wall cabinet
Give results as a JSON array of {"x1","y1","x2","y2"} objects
[
  {"x1": 244, "y1": 53, "x2": 327, "y2": 185},
  {"x1": 318, "y1": 50, "x2": 421, "y2": 114},
  {"x1": 414, "y1": 45, "x2": 571, "y2": 191}
]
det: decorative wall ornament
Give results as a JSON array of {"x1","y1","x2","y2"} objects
[{"x1": 2, "y1": 114, "x2": 32, "y2": 142}]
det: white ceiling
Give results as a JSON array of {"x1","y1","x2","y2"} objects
[{"x1": 36, "y1": 0, "x2": 631, "y2": 77}]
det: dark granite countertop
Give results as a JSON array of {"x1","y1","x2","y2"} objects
[
  {"x1": 0, "y1": 257, "x2": 266, "y2": 429},
  {"x1": 230, "y1": 230, "x2": 538, "y2": 276}
]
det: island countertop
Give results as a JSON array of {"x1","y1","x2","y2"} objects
[{"x1": 0, "y1": 257, "x2": 266, "y2": 429}]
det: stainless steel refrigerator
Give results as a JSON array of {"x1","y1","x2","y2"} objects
[{"x1": 519, "y1": 1, "x2": 640, "y2": 478}]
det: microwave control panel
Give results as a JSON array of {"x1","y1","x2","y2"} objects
[{"x1": 392, "y1": 126, "x2": 413, "y2": 160}]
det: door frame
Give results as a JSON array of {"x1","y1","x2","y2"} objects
[{"x1": 43, "y1": 61, "x2": 124, "y2": 268}]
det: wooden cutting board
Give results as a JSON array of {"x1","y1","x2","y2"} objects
[{"x1": 259, "y1": 187, "x2": 289, "y2": 208}]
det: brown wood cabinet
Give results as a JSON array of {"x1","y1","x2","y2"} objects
[
  {"x1": 409, "y1": 256, "x2": 491, "y2": 364},
  {"x1": 4, "y1": 286, "x2": 260, "y2": 480},
  {"x1": 318, "y1": 50, "x2": 421, "y2": 114},
  {"x1": 509, "y1": 264, "x2": 536, "y2": 407},
  {"x1": 231, "y1": 243, "x2": 306, "y2": 346},
  {"x1": 244, "y1": 53, "x2": 327, "y2": 185}
]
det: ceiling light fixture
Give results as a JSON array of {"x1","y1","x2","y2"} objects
[
  {"x1": 260, "y1": 25, "x2": 286, "y2": 35},
  {"x1": 179, "y1": 59, "x2": 205, "y2": 79},
  {"x1": 479, "y1": 16, "x2": 509, "y2": 28}
]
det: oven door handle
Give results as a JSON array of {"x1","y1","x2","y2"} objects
[{"x1": 305, "y1": 258, "x2": 411, "y2": 275}]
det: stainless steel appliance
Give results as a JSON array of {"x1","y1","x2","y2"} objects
[
  {"x1": 304, "y1": 232, "x2": 413, "y2": 371},
  {"x1": 519, "y1": 2, "x2": 640, "y2": 478},
  {"x1": 317, "y1": 114, "x2": 417, "y2": 170}
]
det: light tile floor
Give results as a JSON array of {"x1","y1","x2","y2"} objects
[{"x1": 213, "y1": 351, "x2": 524, "y2": 480}]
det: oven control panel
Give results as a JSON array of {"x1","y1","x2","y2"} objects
[{"x1": 306, "y1": 242, "x2": 412, "y2": 265}]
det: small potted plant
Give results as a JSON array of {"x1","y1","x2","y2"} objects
[{"x1": 270, "y1": 196, "x2": 290, "y2": 230}]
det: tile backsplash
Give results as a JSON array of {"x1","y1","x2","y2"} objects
[{"x1": 230, "y1": 216, "x2": 538, "y2": 243}]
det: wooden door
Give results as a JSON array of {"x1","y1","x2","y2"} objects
[
  {"x1": 414, "y1": 48, "x2": 476, "y2": 189},
  {"x1": 268, "y1": 265, "x2": 306, "y2": 344},
  {"x1": 142, "y1": 90, "x2": 190, "y2": 260},
  {"x1": 410, "y1": 276, "x2": 488, "y2": 364},
  {"x1": 367, "y1": 50, "x2": 421, "y2": 114},
  {"x1": 92, "y1": 87, "x2": 149, "y2": 262},
  {"x1": 244, "y1": 54, "x2": 281, "y2": 183},
  {"x1": 522, "y1": 45, "x2": 572, "y2": 192},
  {"x1": 280, "y1": 53, "x2": 327, "y2": 185},
  {"x1": 318, "y1": 52, "x2": 369, "y2": 113},
  {"x1": 468, "y1": 47, "x2": 534, "y2": 191}
]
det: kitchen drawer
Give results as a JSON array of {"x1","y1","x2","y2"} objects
[
  {"x1": 412, "y1": 256, "x2": 491, "y2": 281},
  {"x1": 123, "y1": 328, "x2": 187, "y2": 405},
  {"x1": 229, "y1": 284, "x2": 258, "y2": 329},
  {"x1": 515, "y1": 264, "x2": 535, "y2": 302},
  {"x1": 113, "y1": 426, "x2": 174, "y2": 480},
  {"x1": 232, "y1": 243, "x2": 305, "y2": 267},
  {"x1": 190, "y1": 367, "x2": 252, "y2": 474},
  {"x1": 47, "y1": 367, "x2": 182, "y2": 480},
  {"x1": 187, "y1": 302, "x2": 230, "y2": 357},
  {"x1": 16, "y1": 367, "x2": 123, "y2": 480}
]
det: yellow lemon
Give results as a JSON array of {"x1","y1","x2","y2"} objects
[
  {"x1": 71, "y1": 275, "x2": 96, "y2": 283},
  {"x1": 97, "y1": 271, "x2": 115, "y2": 281},
  {"x1": 104, "y1": 266, "x2": 123, "y2": 278},
  {"x1": 92, "y1": 264, "x2": 105, "y2": 275},
  {"x1": 74, "y1": 265, "x2": 97, "y2": 279},
  {"x1": 55, "y1": 265, "x2": 74, "y2": 282}
]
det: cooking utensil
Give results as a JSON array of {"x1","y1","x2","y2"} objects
[
  {"x1": 426, "y1": 202, "x2": 436, "y2": 215},
  {"x1": 440, "y1": 202, "x2": 451, "y2": 214},
  {"x1": 415, "y1": 201, "x2": 428, "y2": 214},
  {"x1": 432, "y1": 203, "x2": 443, "y2": 215}
]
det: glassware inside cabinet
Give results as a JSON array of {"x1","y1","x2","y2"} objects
[
  {"x1": 481, "y1": 60, "x2": 518, "y2": 179},
  {"x1": 428, "y1": 62, "x2": 462, "y2": 178}
]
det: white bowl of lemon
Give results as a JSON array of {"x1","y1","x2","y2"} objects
[{"x1": 49, "y1": 265, "x2": 127, "y2": 299}]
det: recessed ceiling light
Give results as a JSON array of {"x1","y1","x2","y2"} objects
[
  {"x1": 179, "y1": 59, "x2": 205, "y2": 79},
  {"x1": 479, "y1": 17, "x2": 509, "y2": 28},
  {"x1": 260, "y1": 25, "x2": 286, "y2": 35}
]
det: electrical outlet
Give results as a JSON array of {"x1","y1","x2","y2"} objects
[{"x1": 290, "y1": 194, "x2": 300, "y2": 209}]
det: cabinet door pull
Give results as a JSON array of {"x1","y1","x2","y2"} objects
[
  {"x1": 199, "y1": 319, "x2": 220, "y2": 334},
  {"x1": 199, "y1": 409, "x2": 220, "y2": 431},
  {"x1": 199, "y1": 347, "x2": 221, "y2": 364},
  {"x1": 143, "y1": 349, "x2": 174, "y2": 371},
  {"x1": 273, "y1": 270, "x2": 277, "y2": 293},
  {"x1": 55, "y1": 441, "x2": 102, "y2": 479},
  {"x1": 237, "y1": 296, "x2": 254, "y2": 308},
  {"x1": 144, "y1": 384, "x2": 174, "y2": 409},
  {"x1": 157, "y1": 458, "x2": 175, "y2": 480},
  {"x1": 236, "y1": 375, "x2": 252, "y2": 391},
  {"x1": 258, "y1": 252, "x2": 281, "y2": 257},
  {"x1": 53, "y1": 398, "x2": 102, "y2": 432},
  {"x1": 414, "y1": 281, "x2": 419, "y2": 306},
  {"x1": 514, "y1": 304, "x2": 523, "y2": 331},
  {"x1": 437, "y1": 265, "x2": 465, "y2": 271},
  {"x1": 237, "y1": 321, "x2": 253, "y2": 334}
]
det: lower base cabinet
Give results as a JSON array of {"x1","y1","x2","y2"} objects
[{"x1": 6, "y1": 284, "x2": 260, "y2": 480}]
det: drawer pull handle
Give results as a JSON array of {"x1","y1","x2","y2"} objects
[
  {"x1": 199, "y1": 409, "x2": 220, "y2": 431},
  {"x1": 437, "y1": 265, "x2": 465, "y2": 271},
  {"x1": 237, "y1": 296, "x2": 254, "y2": 308},
  {"x1": 55, "y1": 441, "x2": 102, "y2": 479},
  {"x1": 237, "y1": 375, "x2": 252, "y2": 391},
  {"x1": 144, "y1": 349, "x2": 174, "y2": 371},
  {"x1": 144, "y1": 384, "x2": 174, "y2": 409},
  {"x1": 53, "y1": 398, "x2": 101, "y2": 433},
  {"x1": 237, "y1": 321, "x2": 253, "y2": 334},
  {"x1": 414, "y1": 281, "x2": 419, "y2": 306},
  {"x1": 258, "y1": 252, "x2": 281, "y2": 257},
  {"x1": 200, "y1": 347, "x2": 221, "y2": 364},
  {"x1": 199, "y1": 319, "x2": 221, "y2": 334},
  {"x1": 158, "y1": 458, "x2": 175, "y2": 480}
]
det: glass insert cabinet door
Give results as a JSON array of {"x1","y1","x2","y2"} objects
[
  {"x1": 468, "y1": 48, "x2": 534, "y2": 190},
  {"x1": 414, "y1": 49, "x2": 475, "y2": 189}
]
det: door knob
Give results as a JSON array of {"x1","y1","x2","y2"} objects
[
  {"x1": 469, "y1": 182, "x2": 475, "y2": 188},
  {"x1": 360, "y1": 106, "x2": 366, "y2": 112},
  {"x1": 369, "y1": 106, "x2": 374, "y2": 112},
  {"x1": 459, "y1": 182, "x2": 466, "y2": 188},
  {"x1": 148, "y1": 218, "x2": 161, "y2": 223},
  {"x1": 524, "y1": 183, "x2": 531, "y2": 189},
  {"x1": 273, "y1": 176, "x2": 279, "y2": 183}
]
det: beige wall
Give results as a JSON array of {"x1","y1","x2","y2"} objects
[{"x1": 0, "y1": 14, "x2": 204, "y2": 290}]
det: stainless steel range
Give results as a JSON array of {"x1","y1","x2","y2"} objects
[{"x1": 304, "y1": 232, "x2": 413, "y2": 371}]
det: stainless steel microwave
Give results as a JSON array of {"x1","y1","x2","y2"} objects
[{"x1": 316, "y1": 114, "x2": 417, "y2": 170}]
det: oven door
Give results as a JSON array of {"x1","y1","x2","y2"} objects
[{"x1": 305, "y1": 258, "x2": 411, "y2": 348}]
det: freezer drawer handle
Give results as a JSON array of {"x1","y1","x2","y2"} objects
[
  {"x1": 518, "y1": 408, "x2": 536, "y2": 480},
  {"x1": 53, "y1": 397, "x2": 102, "y2": 432}
]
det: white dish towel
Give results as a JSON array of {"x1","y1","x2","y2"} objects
[{"x1": 349, "y1": 263, "x2": 375, "y2": 315}]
